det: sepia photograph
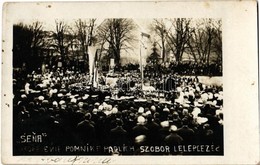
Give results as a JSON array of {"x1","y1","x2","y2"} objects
[
  {"x1": 2, "y1": 1, "x2": 258, "y2": 164},
  {"x1": 12, "y1": 18, "x2": 223, "y2": 156}
]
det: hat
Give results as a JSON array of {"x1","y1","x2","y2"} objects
[
  {"x1": 69, "y1": 95, "x2": 75, "y2": 99},
  {"x1": 38, "y1": 96, "x2": 44, "y2": 101},
  {"x1": 52, "y1": 89, "x2": 58, "y2": 93},
  {"x1": 82, "y1": 94, "x2": 89, "y2": 100},
  {"x1": 150, "y1": 105, "x2": 156, "y2": 111},
  {"x1": 92, "y1": 95, "x2": 98, "y2": 99},
  {"x1": 92, "y1": 108, "x2": 98, "y2": 114},
  {"x1": 105, "y1": 96, "x2": 110, "y2": 99},
  {"x1": 183, "y1": 103, "x2": 190, "y2": 108},
  {"x1": 21, "y1": 94, "x2": 27, "y2": 99},
  {"x1": 135, "y1": 135, "x2": 146, "y2": 144},
  {"x1": 112, "y1": 107, "x2": 118, "y2": 114},
  {"x1": 170, "y1": 125, "x2": 178, "y2": 132},
  {"x1": 138, "y1": 107, "x2": 144, "y2": 114},
  {"x1": 196, "y1": 117, "x2": 208, "y2": 125},
  {"x1": 137, "y1": 116, "x2": 146, "y2": 124},
  {"x1": 52, "y1": 101, "x2": 58, "y2": 107},
  {"x1": 172, "y1": 111, "x2": 179, "y2": 117},
  {"x1": 98, "y1": 105, "x2": 104, "y2": 111},
  {"x1": 71, "y1": 98, "x2": 77, "y2": 103},
  {"x1": 59, "y1": 100, "x2": 65, "y2": 105},
  {"x1": 163, "y1": 107, "x2": 170, "y2": 112},
  {"x1": 78, "y1": 102, "x2": 84, "y2": 108},
  {"x1": 145, "y1": 110, "x2": 151, "y2": 116},
  {"x1": 57, "y1": 93, "x2": 63, "y2": 97},
  {"x1": 94, "y1": 102, "x2": 100, "y2": 106},
  {"x1": 160, "y1": 121, "x2": 169, "y2": 128},
  {"x1": 42, "y1": 100, "x2": 49, "y2": 104}
]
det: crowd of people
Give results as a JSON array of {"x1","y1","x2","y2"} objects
[
  {"x1": 13, "y1": 68, "x2": 223, "y2": 155},
  {"x1": 144, "y1": 62, "x2": 222, "y2": 77},
  {"x1": 32, "y1": 59, "x2": 222, "y2": 77}
]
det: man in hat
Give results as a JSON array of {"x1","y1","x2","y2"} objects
[
  {"x1": 171, "y1": 111, "x2": 182, "y2": 128},
  {"x1": 177, "y1": 118, "x2": 195, "y2": 145},
  {"x1": 132, "y1": 116, "x2": 148, "y2": 140},
  {"x1": 109, "y1": 119, "x2": 128, "y2": 146},
  {"x1": 159, "y1": 120, "x2": 170, "y2": 144},
  {"x1": 145, "y1": 114, "x2": 160, "y2": 145},
  {"x1": 164, "y1": 125, "x2": 183, "y2": 155},
  {"x1": 76, "y1": 113, "x2": 96, "y2": 145}
]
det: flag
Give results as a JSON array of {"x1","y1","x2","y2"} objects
[
  {"x1": 88, "y1": 46, "x2": 96, "y2": 85},
  {"x1": 141, "y1": 32, "x2": 150, "y2": 39},
  {"x1": 140, "y1": 32, "x2": 150, "y2": 90}
]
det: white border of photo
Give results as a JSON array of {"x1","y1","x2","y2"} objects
[{"x1": 1, "y1": 1, "x2": 259, "y2": 164}]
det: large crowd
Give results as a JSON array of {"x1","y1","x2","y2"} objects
[{"x1": 13, "y1": 68, "x2": 223, "y2": 155}]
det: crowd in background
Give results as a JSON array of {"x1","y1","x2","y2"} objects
[
  {"x1": 144, "y1": 62, "x2": 222, "y2": 77},
  {"x1": 13, "y1": 68, "x2": 223, "y2": 155}
]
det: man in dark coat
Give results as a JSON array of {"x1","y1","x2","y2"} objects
[
  {"x1": 164, "y1": 125, "x2": 183, "y2": 155},
  {"x1": 76, "y1": 113, "x2": 96, "y2": 145},
  {"x1": 109, "y1": 119, "x2": 128, "y2": 146},
  {"x1": 145, "y1": 114, "x2": 160, "y2": 145},
  {"x1": 177, "y1": 118, "x2": 195, "y2": 145},
  {"x1": 132, "y1": 116, "x2": 148, "y2": 140}
]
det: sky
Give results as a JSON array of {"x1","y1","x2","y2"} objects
[{"x1": 10, "y1": 1, "x2": 221, "y2": 65}]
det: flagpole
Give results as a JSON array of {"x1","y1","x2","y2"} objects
[{"x1": 140, "y1": 35, "x2": 143, "y2": 91}]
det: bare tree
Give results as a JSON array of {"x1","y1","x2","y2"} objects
[
  {"x1": 13, "y1": 21, "x2": 46, "y2": 71},
  {"x1": 52, "y1": 20, "x2": 69, "y2": 61},
  {"x1": 66, "y1": 27, "x2": 77, "y2": 58},
  {"x1": 187, "y1": 24, "x2": 206, "y2": 64},
  {"x1": 211, "y1": 20, "x2": 222, "y2": 65},
  {"x1": 150, "y1": 19, "x2": 167, "y2": 62},
  {"x1": 166, "y1": 18, "x2": 192, "y2": 64},
  {"x1": 75, "y1": 19, "x2": 96, "y2": 61},
  {"x1": 187, "y1": 19, "x2": 220, "y2": 66},
  {"x1": 28, "y1": 21, "x2": 45, "y2": 51},
  {"x1": 205, "y1": 19, "x2": 215, "y2": 67},
  {"x1": 97, "y1": 18, "x2": 136, "y2": 65}
]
